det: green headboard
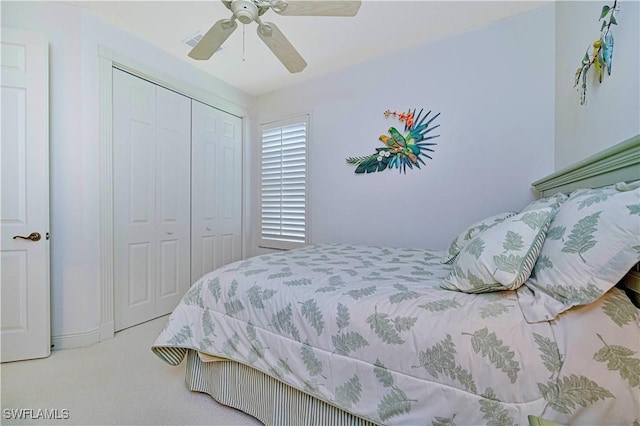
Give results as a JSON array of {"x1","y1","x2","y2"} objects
[{"x1": 532, "y1": 134, "x2": 640, "y2": 198}]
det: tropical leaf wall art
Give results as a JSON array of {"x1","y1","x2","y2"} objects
[{"x1": 346, "y1": 108, "x2": 441, "y2": 174}]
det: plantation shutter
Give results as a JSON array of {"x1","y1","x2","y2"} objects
[{"x1": 260, "y1": 116, "x2": 308, "y2": 250}]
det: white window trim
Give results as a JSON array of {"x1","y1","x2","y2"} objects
[{"x1": 259, "y1": 115, "x2": 309, "y2": 250}]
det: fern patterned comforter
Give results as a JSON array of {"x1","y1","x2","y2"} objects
[{"x1": 152, "y1": 244, "x2": 640, "y2": 425}]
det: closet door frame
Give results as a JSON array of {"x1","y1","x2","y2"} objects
[{"x1": 97, "y1": 45, "x2": 250, "y2": 341}]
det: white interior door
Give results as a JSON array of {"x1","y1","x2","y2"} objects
[
  {"x1": 191, "y1": 100, "x2": 242, "y2": 282},
  {"x1": 0, "y1": 28, "x2": 50, "y2": 362},
  {"x1": 215, "y1": 106, "x2": 242, "y2": 267},
  {"x1": 113, "y1": 69, "x2": 191, "y2": 331},
  {"x1": 154, "y1": 85, "x2": 191, "y2": 315},
  {"x1": 113, "y1": 69, "x2": 157, "y2": 331}
]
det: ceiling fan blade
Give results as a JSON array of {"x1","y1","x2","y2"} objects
[
  {"x1": 188, "y1": 19, "x2": 238, "y2": 60},
  {"x1": 273, "y1": 0, "x2": 361, "y2": 17},
  {"x1": 257, "y1": 22, "x2": 307, "y2": 73}
]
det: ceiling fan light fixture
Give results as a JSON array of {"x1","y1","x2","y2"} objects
[
  {"x1": 189, "y1": 0, "x2": 361, "y2": 72},
  {"x1": 231, "y1": 0, "x2": 259, "y2": 24}
]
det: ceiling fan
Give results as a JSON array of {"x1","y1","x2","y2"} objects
[{"x1": 188, "y1": 0, "x2": 362, "y2": 73}]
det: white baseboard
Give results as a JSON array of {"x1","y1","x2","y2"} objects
[{"x1": 51, "y1": 329, "x2": 100, "y2": 350}]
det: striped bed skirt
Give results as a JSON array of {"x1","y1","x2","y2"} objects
[{"x1": 184, "y1": 350, "x2": 378, "y2": 426}]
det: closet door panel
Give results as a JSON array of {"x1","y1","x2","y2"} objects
[
  {"x1": 127, "y1": 124, "x2": 155, "y2": 229},
  {"x1": 202, "y1": 141, "x2": 217, "y2": 224},
  {"x1": 113, "y1": 70, "x2": 157, "y2": 330},
  {"x1": 191, "y1": 100, "x2": 220, "y2": 281},
  {"x1": 221, "y1": 234, "x2": 236, "y2": 266},
  {"x1": 127, "y1": 243, "x2": 152, "y2": 306},
  {"x1": 200, "y1": 236, "x2": 217, "y2": 276},
  {"x1": 155, "y1": 86, "x2": 191, "y2": 315},
  {"x1": 217, "y1": 115, "x2": 243, "y2": 264},
  {"x1": 158, "y1": 240, "x2": 178, "y2": 297}
]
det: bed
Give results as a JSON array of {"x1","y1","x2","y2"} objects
[{"x1": 152, "y1": 135, "x2": 640, "y2": 426}]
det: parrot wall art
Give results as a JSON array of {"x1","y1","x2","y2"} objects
[
  {"x1": 346, "y1": 108, "x2": 441, "y2": 174},
  {"x1": 574, "y1": 1, "x2": 618, "y2": 105}
]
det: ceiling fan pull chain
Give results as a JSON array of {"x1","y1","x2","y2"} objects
[{"x1": 242, "y1": 23, "x2": 246, "y2": 62}]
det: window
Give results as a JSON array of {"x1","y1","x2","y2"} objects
[{"x1": 260, "y1": 115, "x2": 308, "y2": 250}]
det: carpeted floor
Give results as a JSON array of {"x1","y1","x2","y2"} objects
[{"x1": 0, "y1": 316, "x2": 263, "y2": 425}]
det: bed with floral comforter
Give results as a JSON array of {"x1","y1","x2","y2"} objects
[{"x1": 152, "y1": 243, "x2": 640, "y2": 425}]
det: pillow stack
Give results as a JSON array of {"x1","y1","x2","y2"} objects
[{"x1": 440, "y1": 182, "x2": 640, "y2": 323}]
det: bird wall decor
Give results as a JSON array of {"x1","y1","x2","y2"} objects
[
  {"x1": 346, "y1": 108, "x2": 441, "y2": 174},
  {"x1": 574, "y1": 1, "x2": 618, "y2": 105}
]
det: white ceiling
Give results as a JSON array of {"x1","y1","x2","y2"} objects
[{"x1": 60, "y1": 0, "x2": 550, "y2": 96}]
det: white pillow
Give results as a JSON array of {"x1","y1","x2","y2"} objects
[
  {"x1": 517, "y1": 183, "x2": 640, "y2": 322},
  {"x1": 442, "y1": 207, "x2": 554, "y2": 293},
  {"x1": 441, "y1": 211, "x2": 517, "y2": 264}
]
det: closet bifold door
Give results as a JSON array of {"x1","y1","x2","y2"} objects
[
  {"x1": 191, "y1": 100, "x2": 242, "y2": 284},
  {"x1": 113, "y1": 69, "x2": 191, "y2": 331}
]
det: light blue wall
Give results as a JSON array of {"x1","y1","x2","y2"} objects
[
  {"x1": 555, "y1": 1, "x2": 640, "y2": 169},
  {"x1": 252, "y1": 5, "x2": 556, "y2": 254}
]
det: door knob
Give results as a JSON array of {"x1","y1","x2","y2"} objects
[{"x1": 13, "y1": 232, "x2": 42, "y2": 241}]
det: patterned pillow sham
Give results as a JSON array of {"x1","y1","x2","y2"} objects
[
  {"x1": 520, "y1": 192, "x2": 569, "y2": 213},
  {"x1": 517, "y1": 183, "x2": 640, "y2": 322},
  {"x1": 442, "y1": 207, "x2": 554, "y2": 293},
  {"x1": 441, "y1": 211, "x2": 517, "y2": 264}
]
